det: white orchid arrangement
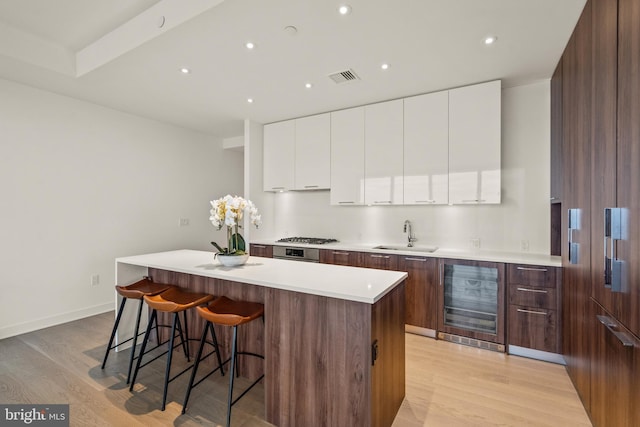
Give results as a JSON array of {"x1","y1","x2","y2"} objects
[{"x1": 209, "y1": 195, "x2": 261, "y2": 255}]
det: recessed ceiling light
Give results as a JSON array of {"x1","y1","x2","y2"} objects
[
  {"x1": 305, "y1": 83, "x2": 312, "y2": 89},
  {"x1": 180, "y1": 67, "x2": 190, "y2": 74},
  {"x1": 484, "y1": 36, "x2": 497, "y2": 45},
  {"x1": 246, "y1": 42, "x2": 255, "y2": 49},
  {"x1": 381, "y1": 63, "x2": 390, "y2": 70},
  {"x1": 338, "y1": 5, "x2": 352, "y2": 15},
  {"x1": 247, "y1": 98, "x2": 254, "y2": 103}
]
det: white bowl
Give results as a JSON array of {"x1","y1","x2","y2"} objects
[{"x1": 216, "y1": 253, "x2": 249, "y2": 267}]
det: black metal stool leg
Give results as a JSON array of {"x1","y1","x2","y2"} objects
[
  {"x1": 161, "y1": 312, "x2": 179, "y2": 411},
  {"x1": 125, "y1": 299, "x2": 145, "y2": 384},
  {"x1": 182, "y1": 322, "x2": 210, "y2": 414},
  {"x1": 129, "y1": 309, "x2": 157, "y2": 391},
  {"x1": 101, "y1": 297, "x2": 127, "y2": 369},
  {"x1": 182, "y1": 310, "x2": 190, "y2": 360},
  {"x1": 226, "y1": 325, "x2": 238, "y2": 427}
]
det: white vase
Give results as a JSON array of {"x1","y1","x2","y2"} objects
[{"x1": 216, "y1": 253, "x2": 249, "y2": 267}]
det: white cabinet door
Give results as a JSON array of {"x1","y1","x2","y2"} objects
[
  {"x1": 294, "y1": 113, "x2": 330, "y2": 190},
  {"x1": 364, "y1": 99, "x2": 404, "y2": 205},
  {"x1": 330, "y1": 107, "x2": 365, "y2": 205},
  {"x1": 448, "y1": 80, "x2": 501, "y2": 204},
  {"x1": 404, "y1": 91, "x2": 449, "y2": 205},
  {"x1": 263, "y1": 120, "x2": 295, "y2": 191}
]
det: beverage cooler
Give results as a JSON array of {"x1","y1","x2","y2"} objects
[{"x1": 437, "y1": 258, "x2": 505, "y2": 350}]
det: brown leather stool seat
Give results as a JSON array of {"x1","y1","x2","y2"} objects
[
  {"x1": 182, "y1": 296, "x2": 265, "y2": 427},
  {"x1": 129, "y1": 287, "x2": 216, "y2": 411},
  {"x1": 101, "y1": 278, "x2": 173, "y2": 384}
]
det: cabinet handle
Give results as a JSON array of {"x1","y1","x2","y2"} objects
[
  {"x1": 597, "y1": 315, "x2": 634, "y2": 347},
  {"x1": 461, "y1": 199, "x2": 486, "y2": 203},
  {"x1": 304, "y1": 185, "x2": 319, "y2": 188},
  {"x1": 271, "y1": 186, "x2": 285, "y2": 190},
  {"x1": 516, "y1": 266, "x2": 548, "y2": 272},
  {"x1": 517, "y1": 308, "x2": 548, "y2": 316},
  {"x1": 603, "y1": 207, "x2": 624, "y2": 292},
  {"x1": 568, "y1": 208, "x2": 579, "y2": 265},
  {"x1": 415, "y1": 200, "x2": 436, "y2": 204},
  {"x1": 373, "y1": 201, "x2": 392, "y2": 204},
  {"x1": 370, "y1": 254, "x2": 390, "y2": 259},
  {"x1": 332, "y1": 251, "x2": 350, "y2": 256},
  {"x1": 338, "y1": 201, "x2": 355, "y2": 204},
  {"x1": 516, "y1": 287, "x2": 548, "y2": 294},
  {"x1": 404, "y1": 257, "x2": 427, "y2": 262},
  {"x1": 252, "y1": 245, "x2": 266, "y2": 249}
]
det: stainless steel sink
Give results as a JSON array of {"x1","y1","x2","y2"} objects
[{"x1": 373, "y1": 245, "x2": 438, "y2": 253}]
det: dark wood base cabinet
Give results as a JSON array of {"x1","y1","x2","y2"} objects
[{"x1": 507, "y1": 265, "x2": 562, "y2": 353}]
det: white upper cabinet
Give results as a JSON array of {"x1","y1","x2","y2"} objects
[
  {"x1": 263, "y1": 120, "x2": 295, "y2": 191},
  {"x1": 294, "y1": 113, "x2": 330, "y2": 190},
  {"x1": 403, "y1": 91, "x2": 449, "y2": 205},
  {"x1": 448, "y1": 80, "x2": 501, "y2": 204},
  {"x1": 331, "y1": 107, "x2": 365, "y2": 205},
  {"x1": 364, "y1": 99, "x2": 404, "y2": 205}
]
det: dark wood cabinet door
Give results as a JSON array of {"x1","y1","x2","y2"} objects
[
  {"x1": 508, "y1": 305, "x2": 559, "y2": 353},
  {"x1": 250, "y1": 244, "x2": 273, "y2": 258},
  {"x1": 319, "y1": 249, "x2": 363, "y2": 267},
  {"x1": 551, "y1": 60, "x2": 564, "y2": 204},
  {"x1": 362, "y1": 253, "x2": 398, "y2": 271},
  {"x1": 591, "y1": 0, "x2": 618, "y2": 318},
  {"x1": 561, "y1": 0, "x2": 593, "y2": 407},
  {"x1": 398, "y1": 256, "x2": 437, "y2": 329},
  {"x1": 590, "y1": 300, "x2": 640, "y2": 427},
  {"x1": 616, "y1": 0, "x2": 640, "y2": 339}
]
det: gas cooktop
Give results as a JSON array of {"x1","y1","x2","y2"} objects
[{"x1": 276, "y1": 237, "x2": 339, "y2": 245}]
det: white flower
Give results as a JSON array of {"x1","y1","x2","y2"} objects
[{"x1": 209, "y1": 194, "x2": 261, "y2": 230}]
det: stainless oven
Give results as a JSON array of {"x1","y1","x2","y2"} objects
[{"x1": 273, "y1": 246, "x2": 320, "y2": 263}]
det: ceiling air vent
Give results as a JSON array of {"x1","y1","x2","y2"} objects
[{"x1": 328, "y1": 69, "x2": 360, "y2": 84}]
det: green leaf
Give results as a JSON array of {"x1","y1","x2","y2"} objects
[{"x1": 229, "y1": 233, "x2": 246, "y2": 252}]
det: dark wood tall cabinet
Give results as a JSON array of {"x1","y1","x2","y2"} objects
[
  {"x1": 556, "y1": 0, "x2": 640, "y2": 425},
  {"x1": 561, "y1": 0, "x2": 593, "y2": 408},
  {"x1": 616, "y1": 0, "x2": 640, "y2": 341},
  {"x1": 550, "y1": 61, "x2": 563, "y2": 256}
]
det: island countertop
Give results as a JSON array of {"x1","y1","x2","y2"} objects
[{"x1": 116, "y1": 249, "x2": 407, "y2": 304}]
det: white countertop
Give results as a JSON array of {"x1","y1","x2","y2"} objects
[
  {"x1": 116, "y1": 249, "x2": 407, "y2": 304},
  {"x1": 252, "y1": 239, "x2": 562, "y2": 267}
]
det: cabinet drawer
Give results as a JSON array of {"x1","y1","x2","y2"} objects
[
  {"x1": 509, "y1": 285, "x2": 557, "y2": 309},
  {"x1": 508, "y1": 264, "x2": 556, "y2": 288},
  {"x1": 508, "y1": 305, "x2": 559, "y2": 353}
]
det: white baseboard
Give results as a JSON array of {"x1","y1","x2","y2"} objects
[{"x1": 0, "y1": 302, "x2": 114, "y2": 340}]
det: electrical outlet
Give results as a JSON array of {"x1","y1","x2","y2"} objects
[
  {"x1": 91, "y1": 274, "x2": 100, "y2": 286},
  {"x1": 520, "y1": 240, "x2": 530, "y2": 252},
  {"x1": 470, "y1": 238, "x2": 481, "y2": 249},
  {"x1": 179, "y1": 218, "x2": 190, "y2": 226}
]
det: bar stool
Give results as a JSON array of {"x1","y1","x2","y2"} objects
[
  {"x1": 129, "y1": 287, "x2": 215, "y2": 411},
  {"x1": 182, "y1": 296, "x2": 264, "y2": 427},
  {"x1": 101, "y1": 277, "x2": 173, "y2": 384}
]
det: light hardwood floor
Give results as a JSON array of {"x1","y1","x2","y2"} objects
[{"x1": 0, "y1": 312, "x2": 592, "y2": 426}]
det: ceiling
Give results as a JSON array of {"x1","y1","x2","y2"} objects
[{"x1": 0, "y1": 0, "x2": 586, "y2": 138}]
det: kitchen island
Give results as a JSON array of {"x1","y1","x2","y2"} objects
[{"x1": 115, "y1": 249, "x2": 407, "y2": 427}]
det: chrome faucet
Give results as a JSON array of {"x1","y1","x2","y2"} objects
[{"x1": 404, "y1": 220, "x2": 417, "y2": 247}]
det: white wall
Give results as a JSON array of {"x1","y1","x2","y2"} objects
[
  {"x1": 254, "y1": 81, "x2": 551, "y2": 254},
  {"x1": 0, "y1": 78, "x2": 243, "y2": 339}
]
